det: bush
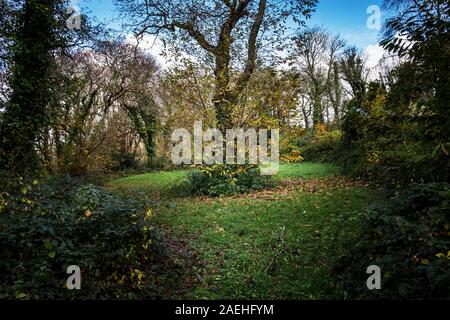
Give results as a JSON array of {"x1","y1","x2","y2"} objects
[
  {"x1": 187, "y1": 164, "x2": 275, "y2": 197},
  {"x1": 337, "y1": 122, "x2": 450, "y2": 188},
  {"x1": 333, "y1": 182, "x2": 450, "y2": 299},
  {"x1": 111, "y1": 151, "x2": 140, "y2": 171},
  {"x1": 280, "y1": 127, "x2": 305, "y2": 163},
  {"x1": 299, "y1": 127, "x2": 342, "y2": 163},
  {"x1": 280, "y1": 148, "x2": 303, "y2": 163},
  {"x1": 0, "y1": 176, "x2": 161, "y2": 299},
  {"x1": 337, "y1": 80, "x2": 450, "y2": 187},
  {"x1": 147, "y1": 156, "x2": 176, "y2": 171}
]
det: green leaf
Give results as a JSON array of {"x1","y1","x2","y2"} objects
[{"x1": 16, "y1": 292, "x2": 28, "y2": 299}]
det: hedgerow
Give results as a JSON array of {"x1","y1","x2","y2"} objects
[{"x1": 0, "y1": 176, "x2": 162, "y2": 299}]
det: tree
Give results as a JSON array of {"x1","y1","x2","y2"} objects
[
  {"x1": 290, "y1": 27, "x2": 346, "y2": 128},
  {"x1": 46, "y1": 51, "x2": 116, "y2": 174},
  {"x1": 0, "y1": 0, "x2": 59, "y2": 175},
  {"x1": 339, "y1": 47, "x2": 368, "y2": 104},
  {"x1": 99, "y1": 42, "x2": 160, "y2": 164},
  {"x1": 328, "y1": 60, "x2": 344, "y2": 124},
  {"x1": 0, "y1": 0, "x2": 96, "y2": 176},
  {"x1": 115, "y1": 0, "x2": 318, "y2": 130},
  {"x1": 42, "y1": 42, "x2": 160, "y2": 174},
  {"x1": 338, "y1": 47, "x2": 370, "y2": 147},
  {"x1": 381, "y1": 0, "x2": 450, "y2": 140},
  {"x1": 237, "y1": 68, "x2": 300, "y2": 129}
]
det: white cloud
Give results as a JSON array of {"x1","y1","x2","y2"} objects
[
  {"x1": 364, "y1": 44, "x2": 385, "y2": 69},
  {"x1": 125, "y1": 34, "x2": 171, "y2": 68}
]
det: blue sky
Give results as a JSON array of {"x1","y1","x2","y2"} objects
[
  {"x1": 77, "y1": 0, "x2": 119, "y2": 25},
  {"x1": 308, "y1": 0, "x2": 384, "y2": 49},
  {"x1": 77, "y1": 0, "x2": 387, "y2": 67},
  {"x1": 78, "y1": 0, "x2": 384, "y2": 49}
]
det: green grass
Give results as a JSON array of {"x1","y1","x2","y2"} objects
[
  {"x1": 106, "y1": 169, "x2": 188, "y2": 193},
  {"x1": 154, "y1": 187, "x2": 377, "y2": 299},
  {"x1": 106, "y1": 162, "x2": 340, "y2": 193},
  {"x1": 276, "y1": 162, "x2": 341, "y2": 180},
  {"x1": 106, "y1": 162, "x2": 380, "y2": 299}
]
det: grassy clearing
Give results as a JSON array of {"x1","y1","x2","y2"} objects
[
  {"x1": 155, "y1": 187, "x2": 377, "y2": 299},
  {"x1": 275, "y1": 162, "x2": 340, "y2": 180},
  {"x1": 106, "y1": 169, "x2": 188, "y2": 195},
  {"x1": 107, "y1": 162, "x2": 380, "y2": 299},
  {"x1": 106, "y1": 163, "x2": 340, "y2": 193}
]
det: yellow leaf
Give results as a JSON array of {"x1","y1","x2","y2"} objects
[
  {"x1": 84, "y1": 209, "x2": 92, "y2": 217},
  {"x1": 420, "y1": 259, "x2": 429, "y2": 265}
]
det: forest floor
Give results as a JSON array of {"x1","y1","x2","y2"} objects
[{"x1": 106, "y1": 163, "x2": 382, "y2": 299}]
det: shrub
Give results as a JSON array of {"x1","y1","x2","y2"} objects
[
  {"x1": 111, "y1": 151, "x2": 140, "y2": 171},
  {"x1": 333, "y1": 182, "x2": 450, "y2": 299},
  {"x1": 0, "y1": 176, "x2": 161, "y2": 299},
  {"x1": 280, "y1": 127, "x2": 305, "y2": 163},
  {"x1": 280, "y1": 148, "x2": 304, "y2": 163},
  {"x1": 147, "y1": 156, "x2": 176, "y2": 171},
  {"x1": 337, "y1": 123, "x2": 450, "y2": 188},
  {"x1": 187, "y1": 164, "x2": 275, "y2": 197},
  {"x1": 300, "y1": 128, "x2": 342, "y2": 163},
  {"x1": 337, "y1": 80, "x2": 450, "y2": 187}
]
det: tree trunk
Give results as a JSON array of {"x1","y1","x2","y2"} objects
[
  {"x1": 213, "y1": 53, "x2": 233, "y2": 131},
  {"x1": 125, "y1": 105, "x2": 157, "y2": 165},
  {"x1": 0, "y1": 0, "x2": 55, "y2": 175}
]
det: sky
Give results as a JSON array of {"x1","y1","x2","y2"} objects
[
  {"x1": 76, "y1": 0, "x2": 387, "y2": 68},
  {"x1": 308, "y1": 0, "x2": 386, "y2": 68},
  {"x1": 309, "y1": 0, "x2": 384, "y2": 48}
]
